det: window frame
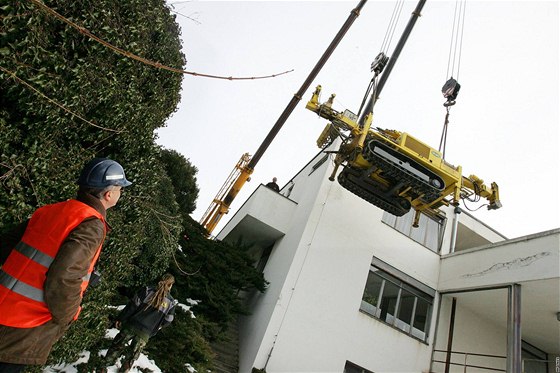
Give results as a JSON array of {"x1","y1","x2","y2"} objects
[
  {"x1": 382, "y1": 210, "x2": 446, "y2": 253},
  {"x1": 344, "y1": 360, "x2": 375, "y2": 373},
  {"x1": 360, "y1": 258, "x2": 435, "y2": 343}
]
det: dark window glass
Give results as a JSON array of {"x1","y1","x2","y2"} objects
[
  {"x1": 396, "y1": 289, "x2": 415, "y2": 332},
  {"x1": 379, "y1": 280, "x2": 399, "y2": 324},
  {"x1": 344, "y1": 361, "x2": 374, "y2": 373},
  {"x1": 362, "y1": 271, "x2": 383, "y2": 308},
  {"x1": 412, "y1": 297, "x2": 431, "y2": 339}
]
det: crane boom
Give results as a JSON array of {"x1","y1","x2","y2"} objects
[
  {"x1": 201, "y1": 0, "x2": 368, "y2": 235},
  {"x1": 359, "y1": 0, "x2": 426, "y2": 125},
  {"x1": 199, "y1": 153, "x2": 252, "y2": 234}
]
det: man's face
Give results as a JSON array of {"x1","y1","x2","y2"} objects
[{"x1": 104, "y1": 186, "x2": 122, "y2": 209}]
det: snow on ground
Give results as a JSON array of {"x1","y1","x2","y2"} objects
[
  {"x1": 43, "y1": 304, "x2": 200, "y2": 373},
  {"x1": 43, "y1": 299, "x2": 200, "y2": 372},
  {"x1": 43, "y1": 347, "x2": 163, "y2": 373},
  {"x1": 177, "y1": 298, "x2": 199, "y2": 318}
]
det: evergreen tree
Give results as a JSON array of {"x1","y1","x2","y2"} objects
[
  {"x1": 143, "y1": 152, "x2": 268, "y2": 372},
  {"x1": 159, "y1": 148, "x2": 199, "y2": 218},
  {"x1": 1, "y1": 1, "x2": 268, "y2": 371},
  {"x1": 1, "y1": 0, "x2": 185, "y2": 365}
]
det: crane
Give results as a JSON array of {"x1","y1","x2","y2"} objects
[
  {"x1": 202, "y1": 0, "x2": 502, "y2": 233},
  {"x1": 304, "y1": 0, "x2": 501, "y2": 227},
  {"x1": 200, "y1": 0, "x2": 367, "y2": 235}
]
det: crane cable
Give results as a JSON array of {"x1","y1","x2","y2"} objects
[
  {"x1": 357, "y1": 0, "x2": 405, "y2": 118},
  {"x1": 439, "y1": 0, "x2": 467, "y2": 159}
]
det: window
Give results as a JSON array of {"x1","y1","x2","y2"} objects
[
  {"x1": 344, "y1": 361, "x2": 374, "y2": 373},
  {"x1": 309, "y1": 154, "x2": 328, "y2": 175},
  {"x1": 360, "y1": 260, "x2": 434, "y2": 341},
  {"x1": 256, "y1": 244, "x2": 273, "y2": 273},
  {"x1": 522, "y1": 341, "x2": 548, "y2": 373},
  {"x1": 382, "y1": 210, "x2": 446, "y2": 253}
]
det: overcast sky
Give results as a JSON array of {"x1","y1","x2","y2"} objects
[{"x1": 157, "y1": 0, "x2": 559, "y2": 239}]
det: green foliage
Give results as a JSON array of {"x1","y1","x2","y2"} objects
[
  {"x1": 1, "y1": 0, "x2": 185, "y2": 366},
  {"x1": 177, "y1": 218, "x2": 268, "y2": 330},
  {"x1": 145, "y1": 309, "x2": 214, "y2": 373},
  {"x1": 1, "y1": 1, "x2": 268, "y2": 371},
  {"x1": 159, "y1": 148, "x2": 199, "y2": 217},
  {"x1": 141, "y1": 157, "x2": 268, "y2": 371}
]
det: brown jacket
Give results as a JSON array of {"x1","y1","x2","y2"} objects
[{"x1": 0, "y1": 192, "x2": 107, "y2": 365}]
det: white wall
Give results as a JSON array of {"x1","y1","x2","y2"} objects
[
  {"x1": 237, "y1": 151, "x2": 336, "y2": 373},
  {"x1": 439, "y1": 230, "x2": 559, "y2": 292},
  {"x1": 227, "y1": 145, "x2": 540, "y2": 373},
  {"x1": 438, "y1": 205, "x2": 506, "y2": 256},
  {"x1": 257, "y1": 155, "x2": 442, "y2": 373}
]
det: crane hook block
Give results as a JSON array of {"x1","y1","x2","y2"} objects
[
  {"x1": 442, "y1": 77, "x2": 461, "y2": 107},
  {"x1": 371, "y1": 52, "x2": 389, "y2": 74}
]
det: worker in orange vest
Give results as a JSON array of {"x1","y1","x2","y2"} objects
[{"x1": 0, "y1": 158, "x2": 132, "y2": 373}]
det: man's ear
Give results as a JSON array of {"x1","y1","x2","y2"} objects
[{"x1": 101, "y1": 189, "x2": 112, "y2": 202}]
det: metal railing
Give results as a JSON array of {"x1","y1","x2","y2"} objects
[{"x1": 432, "y1": 349, "x2": 506, "y2": 373}]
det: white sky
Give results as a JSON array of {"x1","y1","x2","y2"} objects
[{"x1": 157, "y1": 0, "x2": 559, "y2": 239}]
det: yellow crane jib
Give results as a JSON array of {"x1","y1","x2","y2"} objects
[
  {"x1": 306, "y1": 85, "x2": 502, "y2": 224},
  {"x1": 200, "y1": 153, "x2": 253, "y2": 235}
]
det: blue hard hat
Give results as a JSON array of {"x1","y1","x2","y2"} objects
[{"x1": 77, "y1": 158, "x2": 133, "y2": 188}]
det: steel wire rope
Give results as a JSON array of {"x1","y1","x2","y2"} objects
[
  {"x1": 26, "y1": 0, "x2": 294, "y2": 81},
  {"x1": 357, "y1": 0, "x2": 404, "y2": 118},
  {"x1": 440, "y1": 0, "x2": 467, "y2": 158},
  {"x1": 446, "y1": 0, "x2": 467, "y2": 80},
  {"x1": 455, "y1": 0, "x2": 467, "y2": 81},
  {"x1": 380, "y1": 0, "x2": 405, "y2": 54}
]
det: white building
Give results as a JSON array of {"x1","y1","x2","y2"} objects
[{"x1": 217, "y1": 148, "x2": 560, "y2": 373}]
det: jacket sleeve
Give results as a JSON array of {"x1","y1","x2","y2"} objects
[
  {"x1": 117, "y1": 287, "x2": 149, "y2": 322},
  {"x1": 44, "y1": 217, "x2": 105, "y2": 325}
]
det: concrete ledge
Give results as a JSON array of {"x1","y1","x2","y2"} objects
[
  {"x1": 217, "y1": 185, "x2": 297, "y2": 248},
  {"x1": 439, "y1": 229, "x2": 559, "y2": 291}
]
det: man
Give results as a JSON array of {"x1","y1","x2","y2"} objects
[
  {"x1": 265, "y1": 177, "x2": 280, "y2": 192},
  {"x1": 103, "y1": 274, "x2": 177, "y2": 373},
  {"x1": 0, "y1": 158, "x2": 132, "y2": 373}
]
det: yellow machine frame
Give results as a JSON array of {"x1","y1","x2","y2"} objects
[{"x1": 306, "y1": 85, "x2": 501, "y2": 226}]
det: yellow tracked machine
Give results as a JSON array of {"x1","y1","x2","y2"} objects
[{"x1": 306, "y1": 85, "x2": 501, "y2": 227}]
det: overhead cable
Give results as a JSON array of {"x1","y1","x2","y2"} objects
[
  {"x1": 26, "y1": 0, "x2": 294, "y2": 81},
  {"x1": 0, "y1": 65, "x2": 122, "y2": 133}
]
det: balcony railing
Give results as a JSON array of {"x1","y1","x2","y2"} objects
[{"x1": 431, "y1": 349, "x2": 506, "y2": 372}]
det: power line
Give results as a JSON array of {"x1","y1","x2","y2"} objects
[
  {"x1": 26, "y1": 0, "x2": 294, "y2": 81},
  {"x1": 0, "y1": 65, "x2": 122, "y2": 133}
]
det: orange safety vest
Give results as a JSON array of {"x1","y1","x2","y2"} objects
[{"x1": 0, "y1": 200, "x2": 105, "y2": 328}]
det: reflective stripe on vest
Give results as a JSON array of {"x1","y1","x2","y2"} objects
[
  {"x1": 0, "y1": 241, "x2": 56, "y2": 302},
  {"x1": 14, "y1": 241, "x2": 54, "y2": 268},
  {"x1": 0, "y1": 199, "x2": 105, "y2": 328},
  {"x1": 0, "y1": 271, "x2": 44, "y2": 302}
]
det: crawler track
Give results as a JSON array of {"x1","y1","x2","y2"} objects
[
  {"x1": 363, "y1": 140, "x2": 443, "y2": 203},
  {"x1": 337, "y1": 140, "x2": 445, "y2": 217},
  {"x1": 338, "y1": 168, "x2": 410, "y2": 216}
]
